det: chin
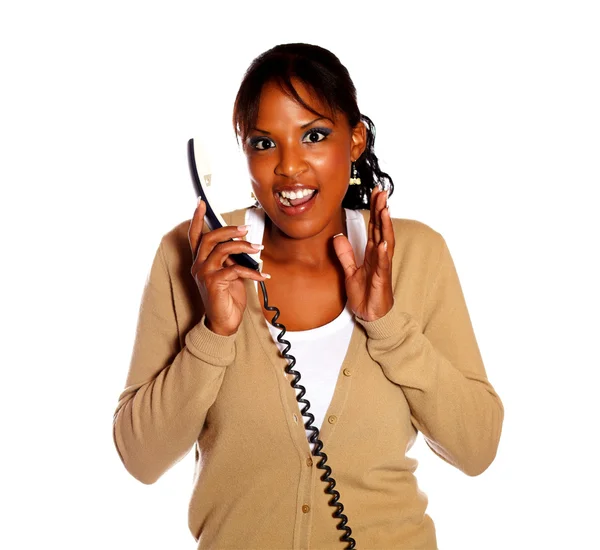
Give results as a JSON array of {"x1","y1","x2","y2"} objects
[{"x1": 266, "y1": 201, "x2": 344, "y2": 241}]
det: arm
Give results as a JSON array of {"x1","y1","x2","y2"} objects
[
  {"x1": 355, "y1": 232, "x2": 504, "y2": 477},
  {"x1": 112, "y1": 237, "x2": 236, "y2": 484}
]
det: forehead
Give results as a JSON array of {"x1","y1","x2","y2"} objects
[{"x1": 255, "y1": 79, "x2": 336, "y2": 125}]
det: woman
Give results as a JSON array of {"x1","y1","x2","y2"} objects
[{"x1": 113, "y1": 43, "x2": 504, "y2": 550}]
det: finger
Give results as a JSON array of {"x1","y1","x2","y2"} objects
[
  {"x1": 368, "y1": 240, "x2": 391, "y2": 291},
  {"x1": 368, "y1": 185, "x2": 381, "y2": 245},
  {"x1": 363, "y1": 236, "x2": 375, "y2": 273},
  {"x1": 373, "y1": 188, "x2": 388, "y2": 244},
  {"x1": 206, "y1": 264, "x2": 270, "y2": 286},
  {"x1": 370, "y1": 185, "x2": 387, "y2": 245},
  {"x1": 332, "y1": 234, "x2": 359, "y2": 279},
  {"x1": 223, "y1": 256, "x2": 236, "y2": 268},
  {"x1": 188, "y1": 199, "x2": 207, "y2": 259},
  {"x1": 380, "y1": 203, "x2": 395, "y2": 261},
  {"x1": 199, "y1": 240, "x2": 260, "y2": 276},
  {"x1": 376, "y1": 239, "x2": 391, "y2": 276},
  {"x1": 196, "y1": 224, "x2": 250, "y2": 265}
]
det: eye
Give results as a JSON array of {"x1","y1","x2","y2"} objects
[
  {"x1": 302, "y1": 128, "x2": 331, "y2": 144},
  {"x1": 248, "y1": 137, "x2": 275, "y2": 151}
]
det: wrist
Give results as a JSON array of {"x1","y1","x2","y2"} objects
[
  {"x1": 355, "y1": 294, "x2": 395, "y2": 322},
  {"x1": 205, "y1": 316, "x2": 237, "y2": 337},
  {"x1": 355, "y1": 300, "x2": 417, "y2": 341}
]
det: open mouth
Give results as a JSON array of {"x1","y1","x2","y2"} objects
[
  {"x1": 276, "y1": 189, "x2": 317, "y2": 206},
  {"x1": 275, "y1": 189, "x2": 318, "y2": 214}
]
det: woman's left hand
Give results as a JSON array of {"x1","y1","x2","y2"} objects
[{"x1": 333, "y1": 185, "x2": 395, "y2": 322}]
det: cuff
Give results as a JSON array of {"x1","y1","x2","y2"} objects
[
  {"x1": 184, "y1": 314, "x2": 237, "y2": 366},
  {"x1": 354, "y1": 299, "x2": 418, "y2": 340}
]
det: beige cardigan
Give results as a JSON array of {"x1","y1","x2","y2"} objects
[{"x1": 113, "y1": 207, "x2": 504, "y2": 550}]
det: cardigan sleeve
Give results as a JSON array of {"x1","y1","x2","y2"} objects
[
  {"x1": 355, "y1": 232, "x2": 504, "y2": 476},
  {"x1": 112, "y1": 237, "x2": 237, "y2": 485}
]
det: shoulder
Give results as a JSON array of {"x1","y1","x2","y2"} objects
[
  {"x1": 392, "y1": 217, "x2": 443, "y2": 245},
  {"x1": 357, "y1": 209, "x2": 448, "y2": 288},
  {"x1": 358, "y1": 208, "x2": 445, "y2": 248}
]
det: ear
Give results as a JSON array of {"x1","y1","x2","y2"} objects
[{"x1": 350, "y1": 120, "x2": 367, "y2": 162}]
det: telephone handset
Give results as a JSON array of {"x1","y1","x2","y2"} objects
[
  {"x1": 187, "y1": 138, "x2": 356, "y2": 549},
  {"x1": 187, "y1": 138, "x2": 261, "y2": 272}
]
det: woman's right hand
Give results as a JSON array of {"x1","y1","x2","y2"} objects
[{"x1": 188, "y1": 199, "x2": 270, "y2": 336}]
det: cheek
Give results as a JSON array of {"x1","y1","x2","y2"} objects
[
  {"x1": 246, "y1": 155, "x2": 272, "y2": 185},
  {"x1": 247, "y1": 159, "x2": 266, "y2": 191},
  {"x1": 311, "y1": 146, "x2": 351, "y2": 182}
]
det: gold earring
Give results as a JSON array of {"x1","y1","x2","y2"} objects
[
  {"x1": 250, "y1": 191, "x2": 257, "y2": 200},
  {"x1": 349, "y1": 162, "x2": 361, "y2": 186}
]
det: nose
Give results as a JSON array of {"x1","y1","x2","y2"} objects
[{"x1": 274, "y1": 142, "x2": 308, "y2": 178}]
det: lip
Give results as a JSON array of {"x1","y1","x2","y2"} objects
[
  {"x1": 273, "y1": 184, "x2": 318, "y2": 193},
  {"x1": 274, "y1": 189, "x2": 318, "y2": 216}
]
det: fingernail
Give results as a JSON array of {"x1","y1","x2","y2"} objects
[
  {"x1": 237, "y1": 225, "x2": 251, "y2": 232},
  {"x1": 383, "y1": 240, "x2": 388, "y2": 251},
  {"x1": 197, "y1": 196, "x2": 203, "y2": 205},
  {"x1": 250, "y1": 243, "x2": 264, "y2": 250},
  {"x1": 261, "y1": 272, "x2": 271, "y2": 279},
  {"x1": 333, "y1": 233, "x2": 344, "y2": 239}
]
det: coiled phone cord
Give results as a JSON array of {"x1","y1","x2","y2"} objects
[{"x1": 258, "y1": 280, "x2": 357, "y2": 550}]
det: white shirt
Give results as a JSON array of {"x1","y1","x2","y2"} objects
[{"x1": 245, "y1": 207, "x2": 367, "y2": 450}]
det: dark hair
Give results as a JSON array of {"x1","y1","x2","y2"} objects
[{"x1": 232, "y1": 43, "x2": 394, "y2": 210}]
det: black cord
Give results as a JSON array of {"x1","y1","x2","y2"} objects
[{"x1": 258, "y1": 280, "x2": 356, "y2": 550}]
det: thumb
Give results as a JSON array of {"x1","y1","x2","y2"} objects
[{"x1": 332, "y1": 234, "x2": 358, "y2": 279}]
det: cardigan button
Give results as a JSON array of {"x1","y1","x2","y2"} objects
[
  {"x1": 302, "y1": 505, "x2": 310, "y2": 513},
  {"x1": 343, "y1": 368, "x2": 352, "y2": 376},
  {"x1": 328, "y1": 415, "x2": 337, "y2": 424},
  {"x1": 306, "y1": 457, "x2": 313, "y2": 467}
]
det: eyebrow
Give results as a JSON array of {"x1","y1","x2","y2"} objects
[{"x1": 250, "y1": 117, "x2": 333, "y2": 135}]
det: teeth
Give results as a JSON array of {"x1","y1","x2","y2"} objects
[{"x1": 279, "y1": 189, "x2": 315, "y2": 200}]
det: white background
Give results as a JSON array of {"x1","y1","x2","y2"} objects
[{"x1": 1, "y1": 1, "x2": 599, "y2": 549}]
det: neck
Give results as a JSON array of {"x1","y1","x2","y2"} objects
[{"x1": 262, "y1": 208, "x2": 347, "y2": 271}]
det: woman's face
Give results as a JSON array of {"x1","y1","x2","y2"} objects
[{"x1": 244, "y1": 79, "x2": 366, "y2": 240}]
